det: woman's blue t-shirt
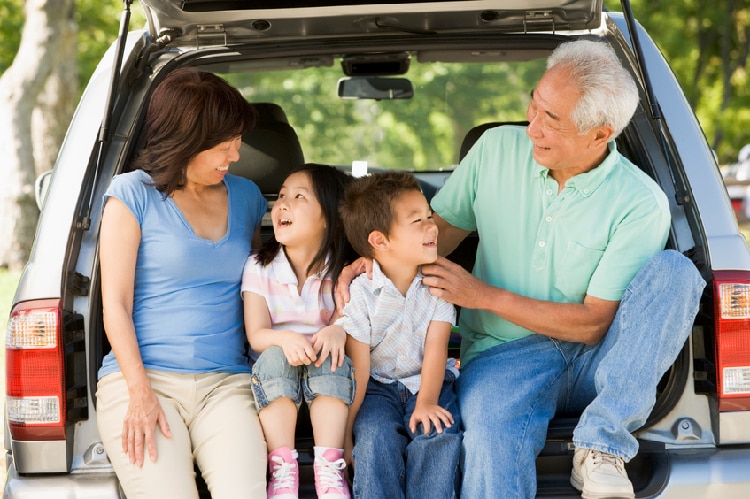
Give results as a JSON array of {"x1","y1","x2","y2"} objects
[{"x1": 98, "y1": 170, "x2": 267, "y2": 378}]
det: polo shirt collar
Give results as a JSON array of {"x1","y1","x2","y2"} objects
[
  {"x1": 371, "y1": 260, "x2": 424, "y2": 295},
  {"x1": 274, "y1": 249, "x2": 330, "y2": 285},
  {"x1": 536, "y1": 141, "x2": 620, "y2": 197}
]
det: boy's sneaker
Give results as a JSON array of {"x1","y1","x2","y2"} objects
[
  {"x1": 313, "y1": 448, "x2": 351, "y2": 498},
  {"x1": 267, "y1": 447, "x2": 299, "y2": 499},
  {"x1": 570, "y1": 448, "x2": 635, "y2": 499}
]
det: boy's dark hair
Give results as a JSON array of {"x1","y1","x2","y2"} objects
[
  {"x1": 136, "y1": 67, "x2": 256, "y2": 195},
  {"x1": 256, "y1": 164, "x2": 355, "y2": 293},
  {"x1": 339, "y1": 172, "x2": 422, "y2": 258}
]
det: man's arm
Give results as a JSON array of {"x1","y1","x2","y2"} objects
[
  {"x1": 421, "y1": 257, "x2": 619, "y2": 344},
  {"x1": 433, "y1": 212, "x2": 472, "y2": 257}
]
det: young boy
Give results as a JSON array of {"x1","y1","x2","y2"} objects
[{"x1": 337, "y1": 172, "x2": 461, "y2": 499}]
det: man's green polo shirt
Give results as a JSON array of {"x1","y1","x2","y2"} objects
[{"x1": 431, "y1": 125, "x2": 670, "y2": 366}]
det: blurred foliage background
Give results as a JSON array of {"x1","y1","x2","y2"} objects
[
  {"x1": 0, "y1": 0, "x2": 747, "y2": 165},
  {"x1": 0, "y1": 0, "x2": 141, "y2": 90},
  {"x1": 223, "y1": 60, "x2": 545, "y2": 171},
  {"x1": 629, "y1": 0, "x2": 749, "y2": 164}
]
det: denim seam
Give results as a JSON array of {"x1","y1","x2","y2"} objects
[{"x1": 513, "y1": 361, "x2": 566, "y2": 495}]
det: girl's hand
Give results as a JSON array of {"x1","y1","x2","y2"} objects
[
  {"x1": 408, "y1": 401, "x2": 454, "y2": 435},
  {"x1": 281, "y1": 331, "x2": 318, "y2": 366},
  {"x1": 335, "y1": 257, "x2": 374, "y2": 313},
  {"x1": 121, "y1": 383, "x2": 172, "y2": 466},
  {"x1": 312, "y1": 325, "x2": 347, "y2": 371}
]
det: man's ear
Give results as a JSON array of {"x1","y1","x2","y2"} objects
[
  {"x1": 592, "y1": 125, "x2": 615, "y2": 147},
  {"x1": 367, "y1": 230, "x2": 389, "y2": 250}
]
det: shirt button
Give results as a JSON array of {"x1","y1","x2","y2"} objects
[
  {"x1": 545, "y1": 216, "x2": 552, "y2": 222},
  {"x1": 545, "y1": 189, "x2": 553, "y2": 196},
  {"x1": 583, "y1": 188, "x2": 590, "y2": 194},
  {"x1": 539, "y1": 241, "x2": 546, "y2": 247}
]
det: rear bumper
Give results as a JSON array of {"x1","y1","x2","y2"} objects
[
  {"x1": 3, "y1": 459, "x2": 122, "y2": 499},
  {"x1": 3, "y1": 447, "x2": 749, "y2": 498},
  {"x1": 658, "y1": 447, "x2": 750, "y2": 498}
]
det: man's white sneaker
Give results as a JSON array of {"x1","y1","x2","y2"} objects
[{"x1": 570, "y1": 448, "x2": 635, "y2": 499}]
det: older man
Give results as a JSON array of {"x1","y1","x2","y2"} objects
[{"x1": 423, "y1": 40, "x2": 706, "y2": 498}]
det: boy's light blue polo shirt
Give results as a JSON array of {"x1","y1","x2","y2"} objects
[{"x1": 431, "y1": 125, "x2": 669, "y2": 365}]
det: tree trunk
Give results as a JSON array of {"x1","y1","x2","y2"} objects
[
  {"x1": 33, "y1": 9, "x2": 78, "y2": 177},
  {"x1": 33, "y1": 3, "x2": 78, "y2": 178},
  {"x1": 0, "y1": 0, "x2": 74, "y2": 270}
]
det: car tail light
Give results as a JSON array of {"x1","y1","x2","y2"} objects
[
  {"x1": 713, "y1": 271, "x2": 750, "y2": 411},
  {"x1": 730, "y1": 198, "x2": 743, "y2": 216},
  {"x1": 5, "y1": 299, "x2": 66, "y2": 440}
]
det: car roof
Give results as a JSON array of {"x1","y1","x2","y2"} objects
[{"x1": 139, "y1": 0, "x2": 605, "y2": 43}]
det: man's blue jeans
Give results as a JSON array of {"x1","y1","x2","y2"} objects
[
  {"x1": 352, "y1": 373, "x2": 461, "y2": 499},
  {"x1": 457, "y1": 250, "x2": 706, "y2": 498}
]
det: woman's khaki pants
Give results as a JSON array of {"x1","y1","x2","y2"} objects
[{"x1": 97, "y1": 370, "x2": 267, "y2": 499}]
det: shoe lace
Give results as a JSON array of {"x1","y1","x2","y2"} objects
[
  {"x1": 315, "y1": 456, "x2": 346, "y2": 490},
  {"x1": 591, "y1": 450, "x2": 625, "y2": 472},
  {"x1": 270, "y1": 456, "x2": 297, "y2": 490}
]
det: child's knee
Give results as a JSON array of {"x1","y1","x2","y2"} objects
[
  {"x1": 251, "y1": 348, "x2": 303, "y2": 408},
  {"x1": 304, "y1": 356, "x2": 355, "y2": 405}
]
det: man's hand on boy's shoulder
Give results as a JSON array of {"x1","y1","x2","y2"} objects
[
  {"x1": 335, "y1": 256, "x2": 374, "y2": 313},
  {"x1": 421, "y1": 256, "x2": 487, "y2": 309}
]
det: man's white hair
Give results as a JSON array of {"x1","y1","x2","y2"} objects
[{"x1": 547, "y1": 40, "x2": 639, "y2": 139}]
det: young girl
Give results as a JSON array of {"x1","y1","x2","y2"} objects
[{"x1": 242, "y1": 164, "x2": 355, "y2": 499}]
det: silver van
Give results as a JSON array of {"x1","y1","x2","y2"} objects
[{"x1": 5, "y1": 1, "x2": 750, "y2": 496}]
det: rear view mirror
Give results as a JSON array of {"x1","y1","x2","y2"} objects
[
  {"x1": 337, "y1": 77, "x2": 414, "y2": 100},
  {"x1": 34, "y1": 170, "x2": 53, "y2": 210}
]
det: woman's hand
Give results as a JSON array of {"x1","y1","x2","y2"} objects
[
  {"x1": 122, "y1": 383, "x2": 172, "y2": 467},
  {"x1": 335, "y1": 257, "x2": 374, "y2": 313},
  {"x1": 312, "y1": 325, "x2": 347, "y2": 371}
]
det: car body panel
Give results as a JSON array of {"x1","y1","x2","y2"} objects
[{"x1": 141, "y1": 0, "x2": 604, "y2": 41}]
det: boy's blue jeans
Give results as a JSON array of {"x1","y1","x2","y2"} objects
[
  {"x1": 352, "y1": 373, "x2": 461, "y2": 499},
  {"x1": 457, "y1": 250, "x2": 706, "y2": 498}
]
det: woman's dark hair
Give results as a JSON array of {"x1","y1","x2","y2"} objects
[
  {"x1": 256, "y1": 164, "x2": 355, "y2": 295},
  {"x1": 134, "y1": 67, "x2": 256, "y2": 195}
]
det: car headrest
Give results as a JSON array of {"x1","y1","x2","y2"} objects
[
  {"x1": 459, "y1": 121, "x2": 529, "y2": 162},
  {"x1": 233, "y1": 103, "x2": 305, "y2": 195}
]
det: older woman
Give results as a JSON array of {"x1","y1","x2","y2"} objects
[{"x1": 96, "y1": 67, "x2": 267, "y2": 498}]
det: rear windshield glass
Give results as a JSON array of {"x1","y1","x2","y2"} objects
[{"x1": 220, "y1": 56, "x2": 546, "y2": 172}]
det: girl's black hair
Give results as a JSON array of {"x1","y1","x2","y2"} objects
[{"x1": 255, "y1": 164, "x2": 355, "y2": 295}]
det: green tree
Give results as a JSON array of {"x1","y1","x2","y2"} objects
[
  {"x1": 1, "y1": 0, "x2": 144, "y2": 98},
  {"x1": 630, "y1": 0, "x2": 750, "y2": 163},
  {"x1": 0, "y1": 0, "x2": 24, "y2": 72}
]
